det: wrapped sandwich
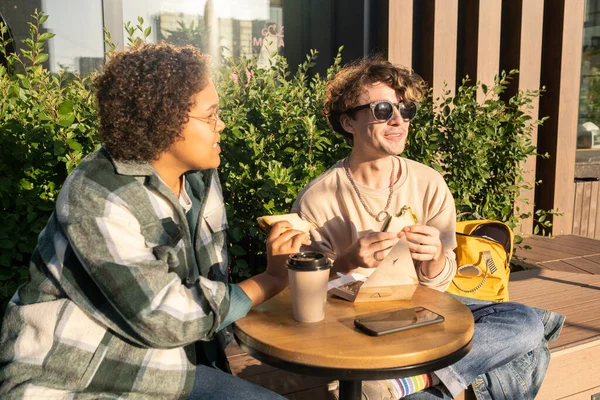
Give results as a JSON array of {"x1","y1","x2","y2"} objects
[{"x1": 257, "y1": 213, "x2": 313, "y2": 233}]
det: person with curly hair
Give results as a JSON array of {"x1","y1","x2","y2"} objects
[
  {"x1": 292, "y1": 57, "x2": 561, "y2": 399},
  {"x1": 0, "y1": 42, "x2": 306, "y2": 399}
]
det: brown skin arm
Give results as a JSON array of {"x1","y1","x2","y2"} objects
[{"x1": 238, "y1": 221, "x2": 311, "y2": 307}]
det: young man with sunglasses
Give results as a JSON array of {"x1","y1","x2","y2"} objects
[{"x1": 292, "y1": 58, "x2": 560, "y2": 399}]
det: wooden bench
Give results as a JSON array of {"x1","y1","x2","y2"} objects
[
  {"x1": 510, "y1": 269, "x2": 600, "y2": 399},
  {"x1": 510, "y1": 235, "x2": 600, "y2": 399},
  {"x1": 227, "y1": 234, "x2": 600, "y2": 399}
]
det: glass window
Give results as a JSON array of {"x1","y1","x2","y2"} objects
[
  {"x1": 577, "y1": 0, "x2": 600, "y2": 178},
  {"x1": 0, "y1": 1, "x2": 105, "y2": 75},
  {"x1": 121, "y1": 0, "x2": 284, "y2": 68}
]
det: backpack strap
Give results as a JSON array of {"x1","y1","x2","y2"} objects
[{"x1": 452, "y1": 251, "x2": 496, "y2": 293}]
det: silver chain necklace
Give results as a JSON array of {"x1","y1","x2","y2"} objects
[{"x1": 343, "y1": 157, "x2": 396, "y2": 222}]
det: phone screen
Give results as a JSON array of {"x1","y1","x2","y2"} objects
[{"x1": 354, "y1": 307, "x2": 444, "y2": 336}]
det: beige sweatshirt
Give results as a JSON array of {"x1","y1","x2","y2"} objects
[{"x1": 291, "y1": 157, "x2": 457, "y2": 291}]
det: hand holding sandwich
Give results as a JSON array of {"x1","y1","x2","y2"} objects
[
  {"x1": 332, "y1": 206, "x2": 444, "y2": 277},
  {"x1": 238, "y1": 221, "x2": 311, "y2": 306},
  {"x1": 265, "y1": 221, "x2": 312, "y2": 281},
  {"x1": 400, "y1": 224, "x2": 445, "y2": 279}
]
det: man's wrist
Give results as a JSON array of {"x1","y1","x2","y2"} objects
[
  {"x1": 419, "y1": 257, "x2": 447, "y2": 279},
  {"x1": 332, "y1": 251, "x2": 357, "y2": 276}
]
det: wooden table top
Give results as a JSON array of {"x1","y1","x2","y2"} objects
[{"x1": 233, "y1": 286, "x2": 474, "y2": 371}]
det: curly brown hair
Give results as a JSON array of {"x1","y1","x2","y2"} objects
[
  {"x1": 324, "y1": 56, "x2": 427, "y2": 142},
  {"x1": 94, "y1": 42, "x2": 211, "y2": 161}
]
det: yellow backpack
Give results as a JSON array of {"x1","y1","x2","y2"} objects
[{"x1": 446, "y1": 219, "x2": 514, "y2": 302}]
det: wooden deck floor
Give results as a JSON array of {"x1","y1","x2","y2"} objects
[
  {"x1": 514, "y1": 234, "x2": 600, "y2": 274},
  {"x1": 227, "y1": 234, "x2": 600, "y2": 399}
]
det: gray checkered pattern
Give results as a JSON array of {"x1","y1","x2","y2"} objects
[{"x1": 0, "y1": 148, "x2": 232, "y2": 399}]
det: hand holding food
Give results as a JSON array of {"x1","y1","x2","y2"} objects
[
  {"x1": 402, "y1": 224, "x2": 444, "y2": 262},
  {"x1": 265, "y1": 220, "x2": 312, "y2": 281},
  {"x1": 383, "y1": 206, "x2": 442, "y2": 262},
  {"x1": 257, "y1": 213, "x2": 313, "y2": 234},
  {"x1": 381, "y1": 205, "x2": 418, "y2": 233}
]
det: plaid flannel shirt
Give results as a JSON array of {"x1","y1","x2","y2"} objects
[{"x1": 0, "y1": 148, "x2": 246, "y2": 399}]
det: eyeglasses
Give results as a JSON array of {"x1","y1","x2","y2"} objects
[
  {"x1": 189, "y1": 107, "x2": 222, "y2": 131},
  {"x1": 344, "y1": 100, "x2": 418, "y2": 123}
]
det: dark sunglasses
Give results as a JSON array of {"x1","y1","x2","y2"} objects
[{"x1": 344, "y1": 100, "x2": 418, "y2": 122}]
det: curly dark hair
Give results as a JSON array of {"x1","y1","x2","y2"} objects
[
  {"x1": 324, "y1": 56, "x2": 427, "y2": 142},
  {"x1": 94, "y1": 42, "x2": 211, "y2": 161}
]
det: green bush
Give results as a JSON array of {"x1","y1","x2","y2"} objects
[
  {"x1": 406, "y1": 74, "x2": 547, "y2": 231},
  {"x1": 216, "y1": 51, "x2": 350, "y2": 278},
  {"x1": 0, "y1": 14, "x2": 549, "y2": 320},
  {"x1": 0, "y1": 11, "x2": 100, "y2": 317}
]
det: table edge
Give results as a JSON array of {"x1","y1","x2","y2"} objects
[{"x1": 234, "y1": 333, "x2": 472, "y2": 380}]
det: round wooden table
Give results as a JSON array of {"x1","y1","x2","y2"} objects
[{"x1": 233, "y1": 286, "x2": 474, "y2": 400}]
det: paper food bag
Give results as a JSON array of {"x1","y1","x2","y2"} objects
[{"x1": 328, "y1": 237, "x2": 418, "y2": 302}]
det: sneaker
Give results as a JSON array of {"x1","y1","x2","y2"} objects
[{"x1": 326, "y1": 380, "x2": 396, "y2": 400}]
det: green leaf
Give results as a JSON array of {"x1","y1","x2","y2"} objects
[
  {"x1": 38, "y1": 32, "x2": 55, "y2": 41},
  {"x1": 34, "y1": 53, "x2": 48, "y2": 64},
  {"x1": 144, "y1": 27, "x2": 152, "y2": 37},
  {"x1": 229, "y1": 244, "x2": 247, "y2": 256},
  {"x1": 67, "y1": 138, "x2": 83, "y2": 152},
  {"x1": 58, "y1": 100, "x2": 74, "y2": 115},
  {"x1": 230, "y1": 226, "x2": 244, "y2": 242},
  {"x1": 58, "y1": 114, "x2": 75, "y2": 127}
]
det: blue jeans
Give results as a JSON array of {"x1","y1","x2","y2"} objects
[
  {"x1": 406, "y1": 298, "x2": 543, "y2": 399},
  {"x1": 406, "y1": 295, "x2": 564, "y2": 400},
  {"x1": 436, "y1": 300, "x2": 543, "y2": 396},
  {"x1": 188, "y1": 364, "x2": 285, "y2": 400}
]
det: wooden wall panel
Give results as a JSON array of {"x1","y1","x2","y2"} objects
[
  {"x1": 432, "y1": 0, "x2": 459, "y2": 98},
  {"x1": 573, "y1": 182, "x2": 585, "y2": 236},
  {"x1": 552, "y1": 0, "x2": 585, "y2": 235},
  {"x1": 414, "y1": 0, "x2": 435, "y2": 87},
  {"x1": 536, "y1": 0, "x2": 585, "y2": 235},
  {"x1": 456, "y1": 0, "x2": 478, "y2": 83},
  {"x1": 582, "y1": 182, "x2": 592, "y2": 237},
  {"x1": 572, "y1": 181, "x2": 600, "y2": 239},
  {"x1": 388, "y1": 0, "x2": 414, "y2": 69},
  {"x1": 500, "y1": 0, "x2": 545, "y2": 235},
  {"x1": 475, "y1": 0, "x2": 502, "y2": 101},
  {"x1": 590, "y1": 181, "x2": 599, "y2": 238},
  {"x1": 386, "y1": 0, "x2": 585, "y2": 236},
  {"x1": 516, "y1": 0, "x2": 544, "y2": 236}
]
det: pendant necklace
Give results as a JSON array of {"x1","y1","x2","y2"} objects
[{"x1": 343, "y1": 157, "x2": 396, "y2": 222}]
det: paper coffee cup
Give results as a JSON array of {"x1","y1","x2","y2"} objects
[{"x1": 287, "y1": 252, "x2": 332, "y2": 323}]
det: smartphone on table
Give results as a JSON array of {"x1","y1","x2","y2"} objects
[{"x1": 354, "y1": 306, "x2": 444, "y2": 336}]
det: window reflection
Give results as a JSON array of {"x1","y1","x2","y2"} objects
[
  {"x1": 578, "y1": 0, "x2": 600, "y2": 177},
  {"x1": 0, "y1": 1, "x2": 104, "y2": 75},
  {"x1": 123, "y1": 0, "x2": 284, "y2": 68}
]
